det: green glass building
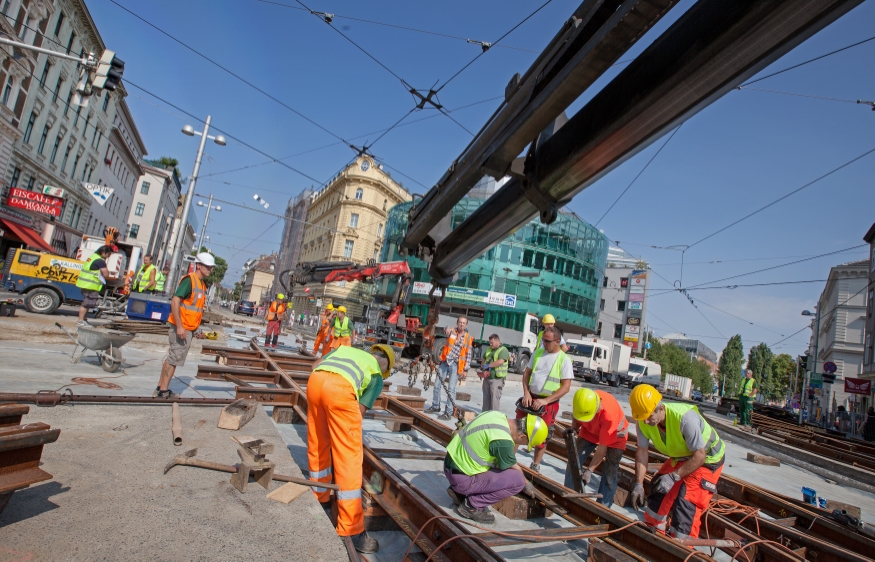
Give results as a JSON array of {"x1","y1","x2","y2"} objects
[{"x1": 377, "y1": 190, "x2": 609, "y2": 335}]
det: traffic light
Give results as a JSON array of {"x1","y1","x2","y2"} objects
[
  {"x1": 92, "y1": 50, "x2": 125, "y2": 92},
  {"x1": 822, "y1": 373, "x2": 837, "y2": 385},
  {"x1": 798, "y1": 354, "x2": 809, "y2": 371}
]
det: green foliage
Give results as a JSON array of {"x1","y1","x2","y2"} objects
[
  {"x1": 767, "y1": 353, "x2": 796, "y2": 400},
  {"x1": 746, "y1": 342, "x2": 775, "y2": 398},
  {"x1": 144, "y1": 156, "x2": 182, "y2": 178},
  {"x1": 232, "y1": 281, "x2": 243, "y2": 301},
  {"x1": 193, "y1": 246, "x2": 227, "y2": 288},
  {"x1": 718, "y1": 335, "x2": 745, "y2": 396},
  {"x1": 641, "y1": 335, "x2": 714, "y2": 393}
]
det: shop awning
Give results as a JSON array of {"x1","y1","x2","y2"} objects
[{"x1": 0, "y1": 218, "x2": 55, "y2": 253}]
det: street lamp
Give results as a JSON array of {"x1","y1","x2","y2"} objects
[
  {"x1": 196, "y1": 194, "x2": 221, "y2": 253},
  {"x1": 800, "y1": 307, "x2": 821, "y2": 425},
  {"x1": 167, "y1": 116, "x2": 226, "y2": 292}
]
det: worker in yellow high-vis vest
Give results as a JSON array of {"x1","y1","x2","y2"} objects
[
  {"x1": 329, "y1": 305, "x2": 355, "y2": 349},
  {"x1": 737, "y1": 369, "x2": 757, "y2": 426},
  {"x1": 132, "y1": 254, "x2": 157, "y2": 293},
  {"x1": 75, "y1": 245, "x2": 115, "y2": 327}
]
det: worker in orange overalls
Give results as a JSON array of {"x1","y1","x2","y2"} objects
[
  {"x1": 312, "y1": 303, "x2": 335, "y2": 356},
  {"x1": 263, "y1": 293, "x2": 287, "y2": 349},
  {"x1": 307, "y1": 343, "x2": 395, "y2": 554},
  {"x1": 329, "y1": 305, "x2": 355, "y2": 350}
]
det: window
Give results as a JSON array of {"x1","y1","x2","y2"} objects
[
  {"x1": 129, "y1": 224, "x2": 139, "y2": 239},
  {"x1": 53, "y1": 11, "x2": 65, "y2": 36},
  {"x1": 102, "y1": 91, "x2": 109, "y2": 111},
  {"x1": 349, "y1": 213, "x2": 359, "y2": 228},
  {"x1": 134, "y1": 202, "x2": 145, "y2": 216},
  {"x1": 86, "y1": 167, "x2": 93, "y2": 182},
  {"x1": 22, "y1": 111, "x2": 36, "y2": 144},
  {"x1": 37, "y1": 122, "x2": 51, "y2": 154},
  {"x1": 868, "y1": 332, "x2": 874, "y2": 366},
  {"x1": 613, "y1": 324, "x2": 623, "y2": 339},
  {"x1": 25, "y1": 176, "x2": 34, "y2": 190},
  {"x1": 52, "y1": 75, "x2": 62, "y2": 103},
  {"x1": 343, "y1": 240, "x2": 354, "y2": 258},
  {"x1": 60, "y1": 143, "x2": 72, "y2": 173},
  {"x1": 9, "y1": 167, "x2": 19, "y2": 187},
  {"x1": 869, "y1": 289, "x2": 874, "y2": 318},
  {"x1": 63, "y1": 90, "x2": 73, "y2": 116},
  {"x1": 38, "y1": 61, "x2": 51, "y2": 88},
  {"x1": 599, "y1": 298, "x2": 605, "y2": 311},
  {"x1": 617, "y1": 300, "x2": 626, "y2": 312},
  {"x1": 1, "y1": 75, "x2": 13, "y2": 106},
  {"x1": 82, "y1": 114, "x2": 90, "y2": 136},
  {"x1": 92, "y1": 128, "x2": 101, "y2": 149},
  {"x1": 49, "y1": 130, "x2": 63, "y2": 163},
  {"x1": 1, "y1": 2, "x2": 11, "y2": 17},
  {"x1": 383, "y1": 199, "x2": 387, "y2": 211},
  {"x1": 140, "y1": 182, "x2": 150, "y2": 194},
  {"x1": 355, "y1": 188, "x2": 363, "y2": 200},
  {"x1": 603, "y1": 276, "x2": 608, "y2": 287},
  {"x1": 71, "y1": 152, "x2": 81, "y2": 178},
  {"x1": 65, "y1": 31, "x2": 75, "y2": 55},
  {"x1": 377, "y1": 223, "x2": 383, "y2": 238},
  {"x1": 596, "y1": 322, "x2": 602, "y2": 337}
]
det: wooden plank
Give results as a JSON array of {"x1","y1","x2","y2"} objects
[
  {"x1": 746, "y1": 452, "x2": 780, "y2": 466},
  {"x1": 266, "y1": 482, "x2": 309, "y2": 503}
]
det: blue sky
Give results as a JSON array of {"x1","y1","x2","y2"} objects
[{"x1": 89, "y1": 0, "x2": 875, "y2": 357}]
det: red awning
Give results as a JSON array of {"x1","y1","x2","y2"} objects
[{"x1": 0, "y1": 218, "x2": 55, "y2": 253}]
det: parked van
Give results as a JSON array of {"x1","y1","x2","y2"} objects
[{"x1": 627, "y1": 358, "x2": 662, "y2": 387}]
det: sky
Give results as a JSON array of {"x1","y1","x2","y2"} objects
[{"x1": 87, "y1": 0, "x2": 875, "y2": 359}]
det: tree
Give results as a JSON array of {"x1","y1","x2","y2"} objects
[
  {"x1": 193, "y1": 246, "x2": 227, "y2": 288},
  {"x1": 767, "y1": 353, "x2": 796, "y2": 401},
  {"x1": 144, "y1": 156, "x2": 183, "y2": 179},
  {"x1": 643, "y1": 336, "x2": 714, "y2": 390},
  {"x1": 232, "y1": 281, "x2": 243, "y2": 301},
  {"x1": 718, "y1": 335, "x2": 744, "y2": 396},
  {"x1": 746, "y1": 342, "x2": 775, "y2": 399}
]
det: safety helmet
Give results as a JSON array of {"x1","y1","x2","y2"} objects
[
  {"x1": 541, "y1": 313, "x2": 556, "y2": 324},
  {"x1": 370, "y1": 343, "x2": 396, "y2": 374},
  {"x1": 573, "y1": 388, "x2": 601, "y2": 422},
  {"x1": 203, "y1": 331, "x2": 219, "y2": 340},
  {"x1": 630, "y1": 384, "x2": 663, "y2": 420},
  {"x1": 525, "y1": 414, "x2": 549, "y2": 452},
  {"x1": 325, "y1": 304, "x2": 334, "y2": 311},
  {"x1": 194, "y1": 252, "x2": 216, "y2": 267},
  {"x1": 337, "y1": 305, "x2": 347, "y2": 313},
  {"x1": 276, "y1": 293, "x2": 285, "y2": 300}
]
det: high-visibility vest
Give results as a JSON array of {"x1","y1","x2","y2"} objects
[
  {"x1": 529, "y1": 348, "x2": 567, "y2": 396},
  {"x1": 333, "y1": 316, "x2": 351, "y2": 337},
  {"x1": 446, "y1": 411, "x2": 514, "y2": 476},
  {"x1": 155, "y1": 271, "x2": 166, "y2": 292},
  {"x1": 440, "y1": 329, "x2": 473, "y2": 374},
  {"x1": 317, "y1": 346, "x2": 381, "y2": 398},
  {"x1": 168, "y1": 274, "x2": 206, "y2": 331},
  {"x1": 267, "y1": 301, "x2": 287, "y2": 321},
  {"x1": 638, "y1": 402, "x2": 724, "y2": 465},
  {"x1": 484, "y1": 346, "x2": 508, "y2": 379},
  {"x1": 132, "y1": 264, "x2": 156, "y2": 291},
  {"x1": 75, "y1": 253, "x2": 105, "y2": 291},
  {"x1": 739, "y1": 378, "x2": 756, "y2": 397}
]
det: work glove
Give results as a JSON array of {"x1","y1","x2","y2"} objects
[
  {"x1": 653, "y1": 472, "x2": 680, "y2": 495},
  {"x1": 581, "y1": 469, "x2": 593, "y2": 487},
  {"x1": 631, "y1": 483, "x2": 646, "y2": 511}
]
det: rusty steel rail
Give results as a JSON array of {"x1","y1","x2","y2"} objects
[
  {"x1": 0, "y1": 392, "x2": 236, "y2": 407},
  {"x1": 0, "y1": 404, "x2": 29, "y2": 427},
  {"x1": 0, "y1": 421, "x2": 60, "y2": 514}
]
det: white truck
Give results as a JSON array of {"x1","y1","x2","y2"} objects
[
  {"x1": 431, "y1": 312, "x2": 540, "y2": 374},
  {"x1": 565, "y1": 338, "x2": 632, "y2": 387},
  {"x1": 626, "y1": 358, "x2": 662, "y2": 387},
  {"x1": 663, "y1": 373, "x2": 692, "y2": 400}
]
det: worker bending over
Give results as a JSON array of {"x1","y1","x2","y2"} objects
[
  {"x1": 445, "y1": 411, "x2": 548, "y2": 524},
  {"x1": 75, "y1": 245, "x2": 115, "y2": 327},
  {"x1": 537, "y1": 314, "x2": 570, "y2": 352},
  {"x1": 307, "y1": 343, "x2": 395, "y2": 554},
  {"x1": 263, "y1": 293, "x2": 287, "y2": 348},
  {"x1": 518, "y1": 325, "x2": 573, "y2": 472},
  {"x1": 564, "y1": 388, "x2": 628, "y2": 507},
  {"x1": 330, "y1": 305, "x2": 355, "y2": 349},
  {"x1": 312, "y1": 304, "x2": 335, "y2": 356},
  {"x1": 630, "y1": 384, "x2": 725, "y2": 539}
]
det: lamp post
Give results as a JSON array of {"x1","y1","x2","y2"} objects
[
  {"x1": 166, "y1": 117, "x2": 226, "y2": 293},
  {"x1": 801, "y1": 307, "x2": 821, "y2": 425},
  {"x1": 196, "y1": 194, "x2": 221, "y2": 253}
]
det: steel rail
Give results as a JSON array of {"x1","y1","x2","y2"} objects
[{"x1": 0, "y1": 392, "x2": 236, "y2": 406}]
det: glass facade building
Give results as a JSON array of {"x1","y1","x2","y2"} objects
[{"x1": 378, "y1": 197, "x2": 609, "y2": 333}]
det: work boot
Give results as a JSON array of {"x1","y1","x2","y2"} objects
[
  {"x1": 424, "y1": 405, "x2": 441, "y2": 414},
  {"x1": 351, "y1": 531, "x2": 379, "y2": 554},
  {"x1": 155, "y1": 389, "x2": 179, "y2": 399},
  {"x1": 529, "y1": 462, "x2": 541, "y2": 473},
  {"x1": 456, "y1": 498, "x2": 495, "y2": 524},
  {"x1": 447, "y1": 486, "x2": 465, "y2": 506},
  {"x1": 438, "y1": 413, "x2": 452, "y2": 421}
]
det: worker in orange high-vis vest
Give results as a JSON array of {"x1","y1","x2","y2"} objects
[
  {"x1": 329, "y1": 305, "x2": 355, "y2": 350},
  {"x1": 263, "y1": 293, "x2": 287, "y2": 349},
  {"x1": 425, "y1": 316, "x2": 474, "y2": 420},
  {"x1": 155, "y1": 252, "x2": 214, "y2": 398},
  {"x1": 312, "y1": 304, "x2": 335, "y2": 356},
  {"x1": 307, "y1": 343, "x2": 395, "y2": 554}
]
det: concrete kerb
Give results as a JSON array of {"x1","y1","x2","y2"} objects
[{"x1": 705, "y1": 413, "x2": 875, "y2": 494}]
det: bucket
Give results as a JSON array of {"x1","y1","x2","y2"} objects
[{"x1": 801, "y1": 487, "x2": 817, "y2": 505}]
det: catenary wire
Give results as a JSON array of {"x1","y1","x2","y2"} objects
[
  {"x1": 647, "y1": 279, "x2": 829, "y2": 296},
  {"x1": 226, "y1": 217, "x2": 283, "y2": 262},
  {"x1": 736, "y1": 87, "x2": 860, "y2": 104}
]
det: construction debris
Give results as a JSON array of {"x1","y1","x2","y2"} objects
[
  {"x1": 106, "y1": 319, "x2": 169, "y2": 335},
  {"x1": 0, "y1": 415, "x2": 60, "y2": 515},
  {"x1": 747, "y1": 452, "x2": 780, "y2": 466},
  {"x1": 171, "y1": 402, "x2": 183, "y2": 446},
  {"x1": 266, "y1": 482, "x2": 309, "y2": 504},
  {"x1": 217, "y1": 399, "x2": 258, "y2": 431}
]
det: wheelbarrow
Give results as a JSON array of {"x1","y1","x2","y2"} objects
[{"x1": 55, "y1": 322, "x2": 135, "y2": 372}]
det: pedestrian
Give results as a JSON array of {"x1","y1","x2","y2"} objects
[
  {"x1": 132, "y1": 254, "x2": 158, "y2": 293},
  {"x1": 330, "y1": 306, "x2": 355, "y2": 349},
  {"x1": 536, "y1": 313, "x2": 570, "y2": 352},
  {"x1": 479, "y1": 334, "x2": 508, "y2": 412},
  {"x1": 263, "y1": 293, "x2": 287, "y2": 348},
  {"x1": 564, "y1": 388, "x2": 628, "y2": 507},
  {"x1": 154, "y1": 264, "x2": 170, "y2": 294},
  {"x1": 75, "y1": 245, "x2": 115, "y2": 327},
  {"x1": 861, "y1": 407, "x2": 875, "y2": 442},
  {"x1": 312, "y1": 304, "x2": 335, "y2": 356},
  {"x1": 153, "y1": 252, "x2": 214, "y2": 398},
  {"x1": 444, "y1": 411, "x2": 547, "y2": 524},
  {"x1": 630, "y1": 384, "x2": 725, "y2": 539},
  {"x1": 738, "y1": 369, "x2": 757, "y2": 426},
  {"x1": 307, "y1": 343, "x2": 395, "y2": 554},
  {"x1": 426, "y1": 316, "x2": 474, "y2": 420}
]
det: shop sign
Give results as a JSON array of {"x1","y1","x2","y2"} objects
[
  {"x1": 623, "y1": 335, "x2": 639, "y2": 343},
  {"x1": 487, "y1": 291, "x2": 516, "y2": 308},
  {"x1": 413, "y1": 282, "x2": 515, "y2": 308},
  {"x1": 625, "y1": 325, "x2": 640, "y2": 335},
  {"x1": 83, "y1": 183, "x2": 115, "y2": 206},
  {"x1": 626, "y1": 316, "x2": 640, "y2": 326},
  {"x1": 629, "y1": 293, "x2": 644, "y2": 303},
  {"x1": 626, "y1": 308, "x2": 642, "y2": 318},
  {"x1": 628, "y1": 301, "x2": 642, "y2": 310},
  {"x1": 631, "y1": 269, "x2": 647, "y2": 279},
  {"x1": 42, "y1": 185, "x2": 65, "y2": 198},
  {"x1": 0, "y1": 204, "x2": 35, "y2": 227},
  {"x1": 629, "y1": 286, "x2": 645, "y2": 294},
  {"x1": 624, "y1": 340, "x2": 638, "y2": 350},
  {"x1": 845, "y1": 377, "x2": 871, "y2": 395},
  {"x1": 413, "y1": 281, "x2": 442, "y2": 296},
  {"x1": 620, "y1": 278, "x2": 629, "y2": 288},
  {"x1": 6, "y1": 187, "x2": 63, "y2": 217}
]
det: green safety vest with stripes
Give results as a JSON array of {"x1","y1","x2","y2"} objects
[
  {"x1": 75, "y1": 253, "x2": 104, "y2": 292},
  {"x1": 739, "y1": 377, "x2": 756, "y2": 398},
  {"x1": 484, "y1": 346, "x2": 509, "y2": 379},
  {"x1": 529, "y1": 348, "x2": 567, "y2": 395},
  {"x1": 317, "y1": 346, "x2": 380, "y2": 398},
  {"x1": 333, "y1": 316, "x2": 351, "y2": 337},
  {"x1": 155, "y1": 271, "x2": 166, "y2": 292},
  {"x1": 638, "y1": 402, "x2": 725, "y2": 465},
  {"x1": 133, "y1": 264, "x2": 156, "y2": 291},
  {"x1": 446, "y1": 411, "x2": 514, "y2": 476}
]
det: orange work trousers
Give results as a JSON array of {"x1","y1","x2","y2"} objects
[
  {"x1": 307, "y1": 370, "x2": 363, "y2": 537},
  {"x1": 643, "y1": 458, "x2": 724, "y2": 538},
  {"x1": 330, "y1": 335, "x2": 352, "y2": 350},
  {"x1": 312, "y1": 328, "x2": 332, "y2": 356}
]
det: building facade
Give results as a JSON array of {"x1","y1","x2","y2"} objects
[
  {"x1": 129, "y1": 163, "x2": 182, "y2": 266},
  {"x1": 863, "y1": 223, "x2": 875, "y2": 384},
  {"x1": 292, "y1": 157, "x2": 411, "y2": 316},
  {"x1": 241, "y1": 253, "x2": 277, "y2": 304},
  {"x1": 597, "y1": 247, "x2": 650, "y2": 352},
  {"x1": 273, "y1": 187, "x2": 312, "y2": 293},
  {"x1": 662, "y1": 333, "x2": 719, "y2": 372}
]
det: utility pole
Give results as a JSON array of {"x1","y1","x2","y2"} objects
[
  {"x1": 196, "y1": 193, "x2": 221, "y2": 254},
  {"x1": 800, "y1": 306, "x2": 821, "y2": 425},
  {"x1": 642, "y1": 329, "x2": 649, "y2": 359}
]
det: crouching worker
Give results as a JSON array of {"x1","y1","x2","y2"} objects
[
  {"x1": 630, "y1": 384, "x2": 725, "y2": 539},
  {"x1": 444, "y1": 411, "x2": 548, "y2": 524}
]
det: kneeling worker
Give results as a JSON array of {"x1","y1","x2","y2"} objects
[
  {"x1": 307, "y1": 343, "x2": 395, "y2": 554},
  {"x1": 564, "y1": 388, "x2": 628, "y2": 507},
  {"x1": 444, "y1": 411, "x2": 548, "y2": 524},
  {"x1": 630, "y1": 384, "x2": 725, "y2": 539}
]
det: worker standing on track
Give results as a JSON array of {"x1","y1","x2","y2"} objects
[
  {"x1": 306, "y1": 343, "x2": 395, "y2": 554},
  {"x1": 132, "y1": 254, "x2": 158, "y2": 293},
  {"x1": 518, "y1": 325, "x2": 573, "y2": 472},
  {"x1": 426, "y1": 316, "x2": 474, "y2": 421},
  {"x1": 630, "y1": 384, "x2": 725, "y2": 539},
  {"x1": 536, "y1": 313, "x2": 570, "y2": 352},
  {"x1": 312, "y1": 304, "x2": 335, "y2": 356},
  {"x1": 263, "y1": 293, "x2": 287, "y2": 349},
  {"x1": 564, "y1": 388, "x2": 628, "y2": 507},
  {"x1": 737, "y1": 369, "x2": 757, "y2": 426},
  {"x1": 330, "y1": 305, "x2": 355, "y2": 349},
  {"x1": 75, "y1": 245, "x2": 115, "y2": 327},
  {"x1": 479, "y1": 334, "x2": 509, "y2": 412},
  {"x1": 444, "y1": 411, "x2": 547, "y2": 524}
]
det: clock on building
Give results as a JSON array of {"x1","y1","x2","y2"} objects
[{"x1": 360, "y1": 160, "x2": 371, "y2": 171}]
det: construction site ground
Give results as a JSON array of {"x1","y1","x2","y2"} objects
[{"x1": 2, "y1": 304, "x2": 875, "y2": 560}]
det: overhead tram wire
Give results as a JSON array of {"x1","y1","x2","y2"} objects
[
  {"x1": 736, "y1": 87, "x2": 861, "y2": 104},
  {"x1": 227, "y1": 217, "x2": 284, "y2": 263},
  {"x1": 647, "y1": 279, "x2": 829, "y2": 294}
]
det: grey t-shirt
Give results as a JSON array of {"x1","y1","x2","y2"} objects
[{"x1": 636, "y1": 409, "x2": 705, "y2": 454}]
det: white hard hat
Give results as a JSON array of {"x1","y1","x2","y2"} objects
[{"x1": 194, "y1": 252, "x2": 216, "y2": 267}]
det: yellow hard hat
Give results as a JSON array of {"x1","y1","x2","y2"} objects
[
  {"x1": 573, "y1": 388, "x2": 600, "y2": 422},
  {"x1": 370, "y1": 343, "x2": 396, "y2": 374},
  {"x1": 525, "y1": 414, "x2": 549, "y2": 452},
  {"x1": 542, "y1": 313, "x2": 556, "y2": 324},
  {"x1": 325, "y1": 304, "x2": 334, "y2": 311},
  {"x1": 337, "y1": 305, "x2": 347, "y2": 313},
  {"x1": 276, "y1": 293, "x2": 285, "y2": 300},
  {"x1": 204, "y1": 331, "x2": 218, "y2": 340},
  {"x1": 630, "y1": 384, "x2": 663, "y2": 420}
]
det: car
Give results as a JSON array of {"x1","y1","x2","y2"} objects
[
  {"x1": 691, "y1": 390, "x2": 704, "y2": 402},
  {"x1": 235, "y1": 300, "x2": 256, "y2": 316}
]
